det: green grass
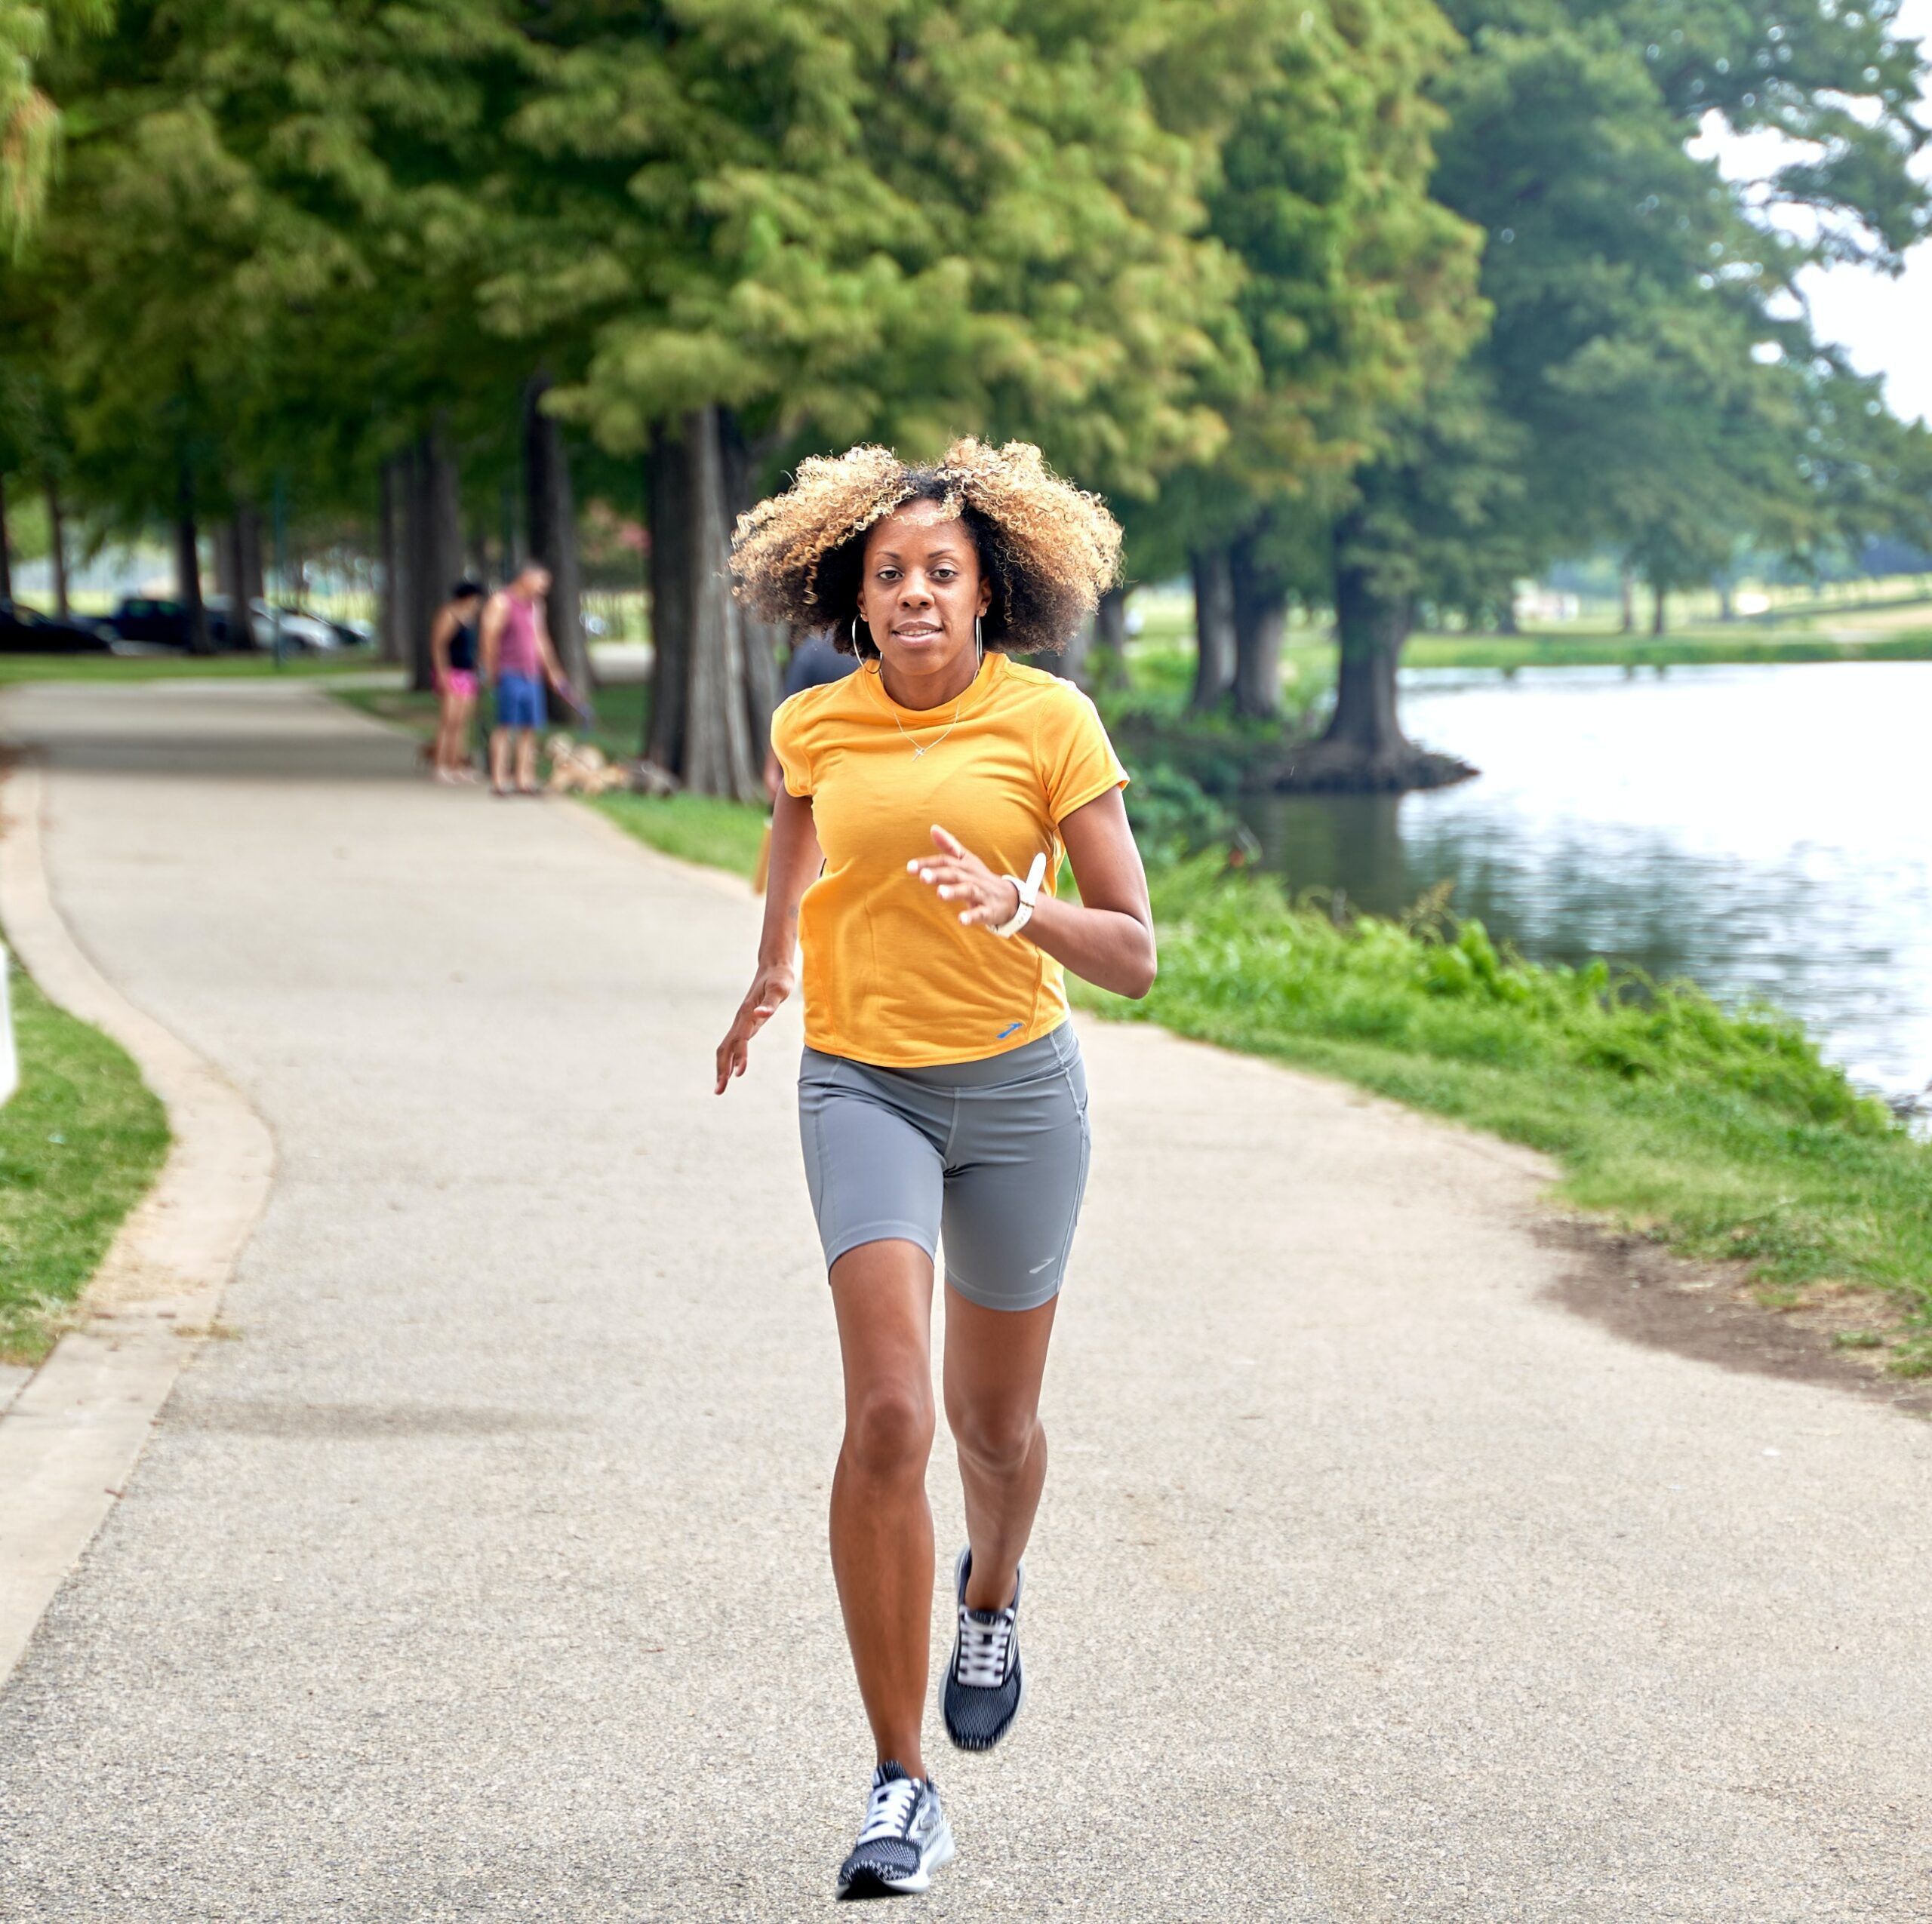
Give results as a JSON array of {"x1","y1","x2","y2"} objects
[
  {"x1": 0, "y1": 650, "x2": 380, "y2": 687},
  {"x1": 2, "y1": 967, "x2": 170, "y2": 1365},
  {"x1": 592, "y1": 791, "x2": 769, "y2": 876},
  {"x1": 1401, "y1": 628, "x2": 1932, "y2": 670}
]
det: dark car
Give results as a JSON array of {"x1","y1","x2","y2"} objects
[
  {"x1": 105, "y1": 595, "x2": 249, "y2": 650},
  {"x1": 0, "y1": 600, "x2": 115, "y2": 654}
]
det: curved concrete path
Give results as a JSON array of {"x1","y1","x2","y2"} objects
[{"x1": 0, "y1": 678, "x2": 1927, "y2": 1922}]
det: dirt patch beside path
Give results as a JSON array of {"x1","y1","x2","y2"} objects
[{"x1": 1540, "y1": 1217, "x2": 1932, "y2": 1419}]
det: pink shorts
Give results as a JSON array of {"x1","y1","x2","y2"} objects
[{"x1": 441, "y1": 670, "x2": 478, "y2": 699}]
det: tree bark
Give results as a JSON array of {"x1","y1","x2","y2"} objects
[
  {"x1": 45, "y1": 480, "x2": 68, "y2": 617},
  {"x1": 523, "y1": 370, "x2": 591, "y2": 716},
  {"x1": 405, "y1": 426, "x2": 462, "y2": 693},
  {"x1": 1651, "y1": 578, "x2": 1667, "y2": 638},
  {"x1": 1230, "y1": 533, "x2": 1284, "y2": 719},
  {"x1": 235, "y1": 502, "x2": 266, "y2": 613},
  {"x1": 1189, "y1": 546, "x2": 1235, "y2": 711},
  {"x1": 377, "y1": 453, "x2": 407, "y2": 664},
  {"x1": 1715, "y1": 577, "x2": 1734, "y2": 622},
  {"x1": 174, "y1": 469, "x2": 211, "y2": 654},
  {"x1": 680, "y1": 405, "x2": 760, "y2": 799},
  {"x1": 645, "y1": 430, "x2": 691, "y2": 770},
  {"x1": 1619, "y1": 564, "x2": 1635, "y2": 635},
  {"x1": 1321, "y1": 532, "x2": 1408, "y2": 760},
  {"x1": 719, "y1": 409, "x2": 783, "y2": 748},
  {"x1": 0, "y1": 475, "x2": 12, "y2": 602},
  {"x1": 1087, "y1": 585, "x2": 1128, "y2": 693}
]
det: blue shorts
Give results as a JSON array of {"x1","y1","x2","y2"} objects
[
  {"x1": 798, "y1": 1025, "x2": 1091, "y2": 1312},
  {"x1": 494, "y1": 672, "x2": 545, "y2": 730}
]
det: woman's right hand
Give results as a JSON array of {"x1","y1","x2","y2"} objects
[{"x1": 714, "y1": 962, "x2": 794, "y2": 1093}]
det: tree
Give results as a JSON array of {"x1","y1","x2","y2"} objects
[
  {"x1": 491, "y1": 1, "x2": 1247, "y2": 795},
  {"x1": 1297, "y1": 0, "x2": 1932, "y2": 787}
]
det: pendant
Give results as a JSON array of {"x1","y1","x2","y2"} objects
[{"x1": 912, "y1": 745, "x2": 926, "y2": 758}]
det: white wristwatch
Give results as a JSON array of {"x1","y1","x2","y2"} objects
[{"x1": 992, "y1": 853, "x2": 1048, "y2": 939}]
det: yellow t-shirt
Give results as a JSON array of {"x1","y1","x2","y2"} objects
[{"x1": 770, "y1": 650, "x2": 1129, "y2": 1067}]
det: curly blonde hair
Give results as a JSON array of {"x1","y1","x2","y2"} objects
[{"x1": 731, "y1": 437, "x2": 1122, "y2": 657}]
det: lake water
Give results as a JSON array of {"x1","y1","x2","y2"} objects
[{"x1": 1235, "y1": 661, "x2": 1932, "y2": 1108}]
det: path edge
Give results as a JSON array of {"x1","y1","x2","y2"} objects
[{"x1": 0, "y1": 748, "x2": 275, "y2": 1684}]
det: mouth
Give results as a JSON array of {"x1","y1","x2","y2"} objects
[{"x1": 893, "y1": 623, "x2": 943, "y2": 641}]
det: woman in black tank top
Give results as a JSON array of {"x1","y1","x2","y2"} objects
[{"x1": 429, "y1": 579, "x2": 487, "y2": 782}]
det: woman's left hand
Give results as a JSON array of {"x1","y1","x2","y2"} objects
[{"x1": 908, "y1": 825, "x2": 1021, "y2": 931}]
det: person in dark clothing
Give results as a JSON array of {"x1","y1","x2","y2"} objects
[
  {"x1": 429, "y1": 579, "x2": 487, "y2": 782},
  {"x1": 763, "y1": 626, "x2": 857, "y2": 802}
]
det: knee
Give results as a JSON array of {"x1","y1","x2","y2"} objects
[
  {"x1": 949, "y1": 1401, "x2": 1039, "y2": 1480},
  {"x1": 844, "y1": 1386, "x2": 934, "y2": 1483}
]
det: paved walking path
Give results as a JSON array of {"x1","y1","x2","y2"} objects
[{"x1": 1, "y1": 679, "x2": 1927, "y2": 1922}]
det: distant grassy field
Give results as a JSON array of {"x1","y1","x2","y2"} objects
[
  {"x1": 1, "y1": 967, "x2": 169, "y2": 1366},
  {"x1": 0, "y1": 650, "x2": 378, "y2": 688}
]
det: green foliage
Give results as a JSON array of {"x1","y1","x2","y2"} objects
[{"x1": 0, "y1": 966, "x2": 169, "y2": 1365}]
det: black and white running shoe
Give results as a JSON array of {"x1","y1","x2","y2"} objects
[
  {"x1": 943, "y1": 1547, "x2": 1025, "y2": 1751},
  {"x1": 835, "y1": 1762, "x2": 955, "y2": 1899}
]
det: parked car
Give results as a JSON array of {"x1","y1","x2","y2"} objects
[
  {"x1": 0, "y1": 599, "x2": 116, "y2": 653},
  {"x1": 106, "y1": 595, "x2": 251, "y2": 650},
  {"x1": 245, "y1": 600, "x2": 337, "y2": 652}
]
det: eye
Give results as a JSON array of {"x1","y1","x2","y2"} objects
[{"x1": 932, "y1": 567, "x2": 956, "y2": 581}]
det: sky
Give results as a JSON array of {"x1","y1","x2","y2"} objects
[{"x1": 1699, "y1": 0, "x2": 1932, "y2": 424}]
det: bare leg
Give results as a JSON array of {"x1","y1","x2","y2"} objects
[
  {"x1": 829, "y1": 1240, "x2": 936, "y2": 1778},
  {"x1": 451, "y1": 693, "x2": 475, "y2": 774},
  {"x1": 489, "y1": 726, "x2": 512, "y2": 791},
  {"x1": 435, "y1": 693, "x2": 457, "y2": 775},
  {"x1": 943, "y1": 1286, "x2": 1057, "y2": 1612},
  {"x1": 515, "y1": 728, "x2": 539, "y2": 792}
]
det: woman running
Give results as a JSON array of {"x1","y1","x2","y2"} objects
[
  {"x1": 717, "y1": 438, "x2": 1155, "y2": 1899},
  {"x1": 427, "y1": 579, "x2": 485, "y2": 782}
]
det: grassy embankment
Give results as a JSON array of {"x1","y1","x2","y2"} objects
[{"x1": 1, "y1": 968, "x2": 170, "y2": 1366}]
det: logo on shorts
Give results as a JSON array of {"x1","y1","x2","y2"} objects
[{"x1": 995, "y1": 1021, "x2": 1023, "y2": 1040}]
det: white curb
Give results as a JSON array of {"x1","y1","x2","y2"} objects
[{"x1": 0, "y1": 748, "x2": 274, "y2": 1683}]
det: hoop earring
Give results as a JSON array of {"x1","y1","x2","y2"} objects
[{"x1": 974, "y1": 613, "x2": 984, "y2": 659}]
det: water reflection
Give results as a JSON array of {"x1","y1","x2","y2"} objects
[{"x1": 1236, "y1": 662, "x2": 1932, "y2": 1102}]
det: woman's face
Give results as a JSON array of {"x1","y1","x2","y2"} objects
[{"x1": 857, "y1": 499, "x2": 991, "y2": 675}]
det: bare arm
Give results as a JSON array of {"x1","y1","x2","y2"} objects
[
  {"x1": 715, "y1": 787, "x2": 823, "y2": 1092},
  {"x1": 429, "y1": 606, "x2": 456, "y2": 680},
  {"x1": 909, "y1": 786, "x2": 1156, "y2": 998},
  {"x1": 535, "y1": 604, "x2": 565, "y2": 687},
  {"x1": 478, "y1": 595, "x2": 506, "y2": 681}
]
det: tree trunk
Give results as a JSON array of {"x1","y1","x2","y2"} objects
[
  {"x1": 719, "y1": 408, "x2": 782, "y2": 748},
  {"x1": 1054, "y1": 613, "x2": 1094, "y2": 684},
  {"x1": 0, "y1": 475, "x2": 12, "y2": 602},
  {"x1": 45, "y1": 480, "x2": 68, "y2": 618},
  {"x1": 378, "y1": 454, "x2": 407, "y2": 664},
  {"x1": 523, "y1": 370, "x2": 591, "y2": 716},
  {"x1": 174, "y1": 469, "x2": 211, "y2": 655},
  {"x1": 644, "y1": 408, "x2": 761, "y2": 798},
  {"x1": 214, "y1": 518, "x2": 238, "y2": 601},
  {"x1": 405, "y1": 426, "x2": 462, "y2": 693},
  {"x1": 1497, "y1": 594, "x2": 1519, "y2": 636},
  {"x1": 235, "y1": 502, "x2": 266, "y2": 614},
  {"x1": 1619, "y1": 564, "x2": 1635, "y2": 634},
  {"x1": 1651, "y1": 579, "x2": 1667, "y2": 638},
  {"x1": 680, "y1": 405, "x2": 760, "y2": 799},
  {"x1": 1230, "y1": 533, "x2": 1284, "y2": 719},
  {"x1": 1189, "y1": 546, "x2": 1235, "y2": 711},
  {"x1": 645, "y1": 431, "x2": 691, "y2": 770},
  {"x1": 1715, "y1": 577, "x2": 1734, "y2": 622},
  {"x1": 1321, "y1": 521, "x2": 1410, "y2": 764},
  {"x1": 1087, "y1": 585, "x2": 1128, "y2": 692}
]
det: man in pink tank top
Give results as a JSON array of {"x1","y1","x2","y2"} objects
[{"x1": 479, "y1": 564, "x2": 564, "y2": 795}]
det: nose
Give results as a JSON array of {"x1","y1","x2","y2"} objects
[{"x1": 897, "y1": 573, "x2": 933, "y2": 608}]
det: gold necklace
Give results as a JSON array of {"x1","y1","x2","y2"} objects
[{"x1": 877, "y1": 656, "x2": 980, "y2": 758}]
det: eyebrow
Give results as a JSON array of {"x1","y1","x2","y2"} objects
[{"x1": 872, "y1": 546, "x2": 961, "y2": 563}]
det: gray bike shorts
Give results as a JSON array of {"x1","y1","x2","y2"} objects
[{"x1": 798, "y1": 1023, "x2": 1091, "y2": 1313}]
